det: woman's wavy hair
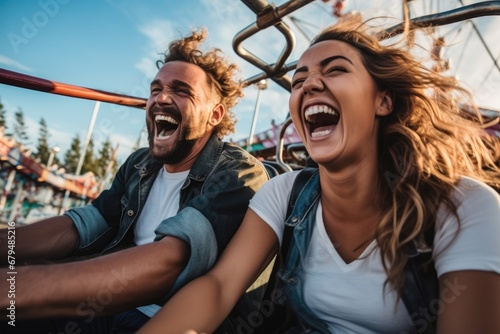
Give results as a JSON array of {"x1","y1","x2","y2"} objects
[
  {"x1": 311, "y1": 18, "x2": 500, "y2": 298},
  {"x1": 157, "y1": 28, "x2": 243, "y2": 139}
]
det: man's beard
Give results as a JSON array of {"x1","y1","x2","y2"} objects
[{"x1": 147, "y1": 122, "x2": 196, "y2": 165}]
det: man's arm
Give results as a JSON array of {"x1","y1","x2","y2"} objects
[
  {"x1": 0, "y1": 235, "x2": 189, "y2": 319},
  {"x1": 436, "y1": 270, "x2": 500, "y2": 334},
  {"x1": 138, "y1": 210, "x2": 278, "y2": 334},
  {"x1": 0, "y1": 215, "x2": 79, "y2": 265}
]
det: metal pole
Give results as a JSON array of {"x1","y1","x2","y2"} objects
[
  {"x1": 0, "y1": 169, "x2": 16, "y2": 211},
  {"x1": 59, "y1": 101, "x2": 100, "y2": 214},
  {"x1": 246, "y1": 80, "x2": 267, "y2": 151},
  {"x1": 8, "y1": 180, "x2": 24, "y2": 222},
  {"x1": 46, "y1": 146, "x2": 60, "y2": 169}
]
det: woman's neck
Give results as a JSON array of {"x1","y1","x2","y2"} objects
[{"x1": 319, "y1": 159, "x2": 382, "y2": 224}]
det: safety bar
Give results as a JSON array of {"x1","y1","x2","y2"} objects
[
  {"x1": 0, "y1": 68, "x2": 147, "y2": 109},
  {"x1": 235, "y1": 0, "x2": 315, "y2": 90},
  {"x1": 241, "y1": 1, "x2": 500, "y2": 91},
  {"x1": 380, "y1": 1, "x2": 500, "y2": 38},
  {"x1": 275, "y1": 116, "x2": 294, "y2": 172}
]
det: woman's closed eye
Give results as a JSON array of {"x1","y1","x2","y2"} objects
[
  {"x1": 325, "y1": 66, "x2": 347, "y2": 75},
  {"x1": 291, "y1": 77, "x2": 306, "y2": 89}
]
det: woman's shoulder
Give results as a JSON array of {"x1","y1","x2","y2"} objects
[
  {"x1": 434, "y1": 176, "x2": 500, "y2": 276},
  {"x1": 260, "y1": 169, "x2": 301, "y2": 190},
  {"x1": 453, "y1": 176, "x2": 500, "y2": 209}
]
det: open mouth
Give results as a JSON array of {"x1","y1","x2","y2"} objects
[
  {"x1": 304, "y1": 105, "x2": 340, "y2": 138},
  {"x1": 155, "y1": 114, "x2": 179, "y2": 139}
]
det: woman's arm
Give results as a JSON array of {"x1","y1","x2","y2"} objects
[
  {"x1": 437, "y1": 270, "x2": 500, "y2": 334},
  {"x1": 138, "y1": 209, "x2": 279, "y2": 334}
]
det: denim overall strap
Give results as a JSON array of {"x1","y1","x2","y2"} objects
[{"x1": 278, "y1": 170, "x2": 330, "y2": 333}]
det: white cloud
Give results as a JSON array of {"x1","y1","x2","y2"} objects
[
  {"x1": 0, "y1": 54, "x2": 33, "y2": 72},
  {"x1": 135, "y1": 19, "x2": 178, "y2": 79}
]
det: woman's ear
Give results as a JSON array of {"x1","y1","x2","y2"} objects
[
  {"x1": 209, "y1": 103, "x2": 225, "y2": 126},
  {"x1": 376, "y1": 90, "x2": 393, "y2": 116}
]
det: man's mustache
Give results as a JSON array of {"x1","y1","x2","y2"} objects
[{"x1": 150, "y1": 104, "x2": 181, "y2": 120}]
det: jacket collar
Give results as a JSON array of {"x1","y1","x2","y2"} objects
[{"x1": 134, "y1": 133, "x2": 223, "y2": 182}]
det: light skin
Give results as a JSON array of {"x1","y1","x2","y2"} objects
[
  {"x1": 138, "y1": 41, "x2": 500, "y2": 334},
  {"x1": 0, "y1": 61, "x2": 225, "y2": 319}
]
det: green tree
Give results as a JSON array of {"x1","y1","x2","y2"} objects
[
  {"x1": 96, "y1": 138, "x2": 113, "y2": 178},
  {"x1": 64, "y1": 134, "x2": 81, "y2": 174},
  {"x1": 13, "y1": 108, "x2": 29, "y2": 146},
  {"x1": 0, "y1": 100, "x2": 6, "y2": 131},
  {"x1": 35, "y1": 118, "x2": 51, "y2": 164},
  {"x1": 81, "y1": 137, "x2": 97, "y2": 175}
]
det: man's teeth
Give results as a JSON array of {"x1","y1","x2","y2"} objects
[
  {"x1": 158, "y1": 129, "x2": 171, "y2": 138},
  {"x1": 155, "y1": 114, "x2": 179, "y2": 124},
  {"x1": 304, "y1": 105, "x2": 337, "y2": 122},
  {"x1": 311, "y1": 129, "x2": 333, "y2": 138}
]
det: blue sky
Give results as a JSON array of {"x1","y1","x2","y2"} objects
[{"x1": 1, "y1": 0, "x2": 499, "y2": 163}]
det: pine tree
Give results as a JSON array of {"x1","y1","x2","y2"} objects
[
  {"x1": 0, "y1": 100, "x2": 6, "y2": 131},
  {"x1": 96, "y1": 138, "x2": 113, "y2": 178},
  {"x1": 36, "y1": 118, "x2": 51, "y2": 164},
  {"x1": 81, "y1": 137, "x2": 96, "y2": 175},
  {"x1": 64, "y1": 134, "x2": 81, "y2": 174},
  {"x1": 13, "y1": 108, "x2": 29, "y2": 146}
]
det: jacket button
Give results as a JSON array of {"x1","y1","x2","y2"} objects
[
  {"x1": 291, "y1": 217, "x2": 298, "y2": 223},
  {"x1": 127, "y1": 210, "x2": 134, "y2": 216}
]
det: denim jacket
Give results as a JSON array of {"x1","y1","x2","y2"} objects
[
  {"x1": 65, "y1": 134, "x2": 268, "y2": 301},
  {"x1": 278, "y1": 169, "x2": 331, "y2": 333}
]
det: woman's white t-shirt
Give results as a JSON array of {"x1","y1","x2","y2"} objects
[{"x1": 249, "y1": 171, "x2": 500, "y2": 334}]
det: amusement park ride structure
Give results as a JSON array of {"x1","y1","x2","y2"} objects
[{"x1": 0, "y1": 0, "x2": 499, "y2": 222}]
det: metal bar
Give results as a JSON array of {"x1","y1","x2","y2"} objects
[
  {"x1": 244, "y1": 1, "x2": 500, "y2": 92},
  {"x1": 234, "y1": 21, "x2": 295, "y2": 90},
  {"x1": 241, "y1": 0, "x2": 315, "y2": 19},
  {"x1": 275, "y1": 116, "x2": 294, "y2": 172},
  {"x1": 379, "y1": 1, "x2": 500, "y2": 39},
  {"x1": 0, "y1": 68, "x2": 147, "y2": 109},
  {"x1": 240, "y1": 0, "x2": 268, "y2": 13},
  {"x1": 457, "y1": 0, "x2": 500, "y2": 77},
  {"x1": 236, "y1": 0, "x2": 314, "y2": 90}
]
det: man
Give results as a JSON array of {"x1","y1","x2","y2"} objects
[{"x1": 0, "y1": 28, "x2": 268, "y2": 333}]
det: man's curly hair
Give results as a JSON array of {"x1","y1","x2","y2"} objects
[{"x1": 157, "y1": 28, "x2": 243, "y2": 139}]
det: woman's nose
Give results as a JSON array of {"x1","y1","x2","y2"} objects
[{"x1": 302, "y1": 74, "x2": 324, "y2": 94}]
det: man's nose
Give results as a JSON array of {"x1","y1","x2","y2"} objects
[{"x1": 155, "y1": 90, "x2": 173, "y2": 105}]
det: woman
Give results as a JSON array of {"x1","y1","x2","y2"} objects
[{"x1": 138, "y1": 18, "x2": 500, "y2": 334}]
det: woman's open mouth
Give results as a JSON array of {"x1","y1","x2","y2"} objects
[{"x1": 304, "y1": 104, "x2": 340, "y2": 138}]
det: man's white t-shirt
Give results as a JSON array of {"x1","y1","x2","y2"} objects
[
  {"x1": 134, "y1": 167, "x2": 190, "y2": 245},
  {"x1": 134, "y1": 167, "x2": 190, "y2": 317},
  {"x1": 249, "y1": 171, "x2": 500, "y2": 333}
]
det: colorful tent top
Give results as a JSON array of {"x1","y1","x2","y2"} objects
[
  {"x1": 234, "y1": 120, "x2": 302, "y2": 152},
  {"x1": 0, "y1": 130, "x2": 99, "y2": 200}
]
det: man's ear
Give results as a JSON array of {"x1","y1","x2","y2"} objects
[
  {"x1": 209, "y1": 103, "x2": 225, "y2": 126},
  {"x1": 376, "y1": 90, "x2": 393, "y2": 117}
]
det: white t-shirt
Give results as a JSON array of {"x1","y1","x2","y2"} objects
[
  {"x1": 135, "y1": 167, "x2": 190, "y2": 317},
  {"x1": 249, "y1": 172, "x2": 500, "y2": 334},
  {"x1": 134, "y1": 167, "x2": 190, "y2": 245}
]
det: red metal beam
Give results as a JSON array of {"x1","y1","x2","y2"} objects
[{"x1": 0, "y1": 68, "x2": 147, "y2": 109}]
